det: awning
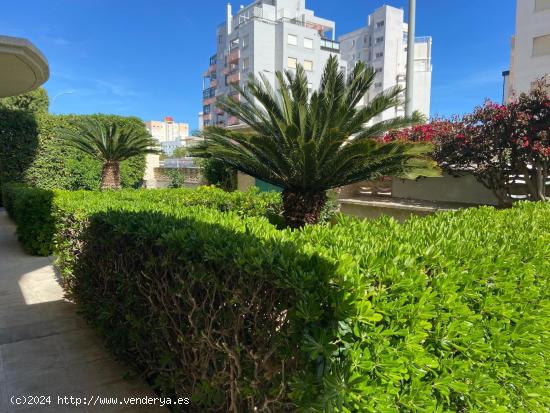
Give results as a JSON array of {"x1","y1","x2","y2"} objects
[{"x1": 0, "y1": 35, "x2": 49, "y2": 98}]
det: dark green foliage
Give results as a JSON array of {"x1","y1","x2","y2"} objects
[
  {"x1": 198, "y1": 157, "x2": 237, "y2": 191},
  {"x1": 60, "y1": 118, "x2": 159, "y2": 163},
  {"x1": 193, "y1": 56, "x2": 439, "y2": 226},
  {"x1": 0, "y1": 87, "x2": 49, "y2": 113},
  {"x1": 164, "y1": 169, "x2": 187, "y2": 188},
  {"x1": 0, "y1": 109, "x2": 39, "y2": 185},
  {"x1": 5, "y1": 184, "x2": 549, "y2": 411},
  {"x1": 2, "y1": 183, "x2": 55, "y2": 255},
  {"x1": 1, "y1": 184, "x2": 281, "y2": 256},
  {"x1": 0, "y1": 112, "x2": 147, "y2": 193}
]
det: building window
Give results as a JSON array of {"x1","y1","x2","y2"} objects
[
  {"x1": 376, "y1": 36, "x2": 384, "y2": 44},
  {"x1": 375, "y1": 82, "x2": 382, "y2": 88},
  {"x1": 376, "y1": 21, "x2": 385, "y2": 29},
  {"x1": 533, "y1": 34, "x2": 550, "y2": 56},
  {"x1": 352, "y1": 53, "x2": 356, "y2": 60},
  {"x1": 304, "y1": 37, "x2": 313, "y2": 49},
  {"x1": 242, "y1": 57, "x2": 250, "y2": 70},
  {"x1": 364, "y1": 35, "x2": 368, "y2": 44},
  {"x1": 242, "y1": 34, "x2": 249, "y2": 48},
  {"x1": 288, "y1": 34, "x2": 297, "y2": 46},
  {"x1": 303, "y1": 60, "x2": 313, "y2": 71},
  {"x1": 375, "y1": 67, "x2": 382, "y2": 74},
  {"x1": 287, "y1": 57, "x2": 297, "y2": 69},
  {"x1": 403, "y1": 32, "x2": 408, "y2": 42},
  {"x1": 203, "y1": 105, "x2": 211, "y2": 114},
  {"x1": 535, "y1": 0, "x2": 550, "y2": 11},
  {"x1": 375, "y1": 52, "x2": 384, "y2": 59},
  {"x1": 351, "y1": 39, "x2": 356, "y2": 47},
  {"x1": 218, "y1": 34, "x2": 223, "y2": 44}
]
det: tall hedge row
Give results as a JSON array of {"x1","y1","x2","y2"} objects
[
  {"x1": 0, "y1": 110, "x2": 146, "y2": 193},
  {"x1": 3, "y1": 185, "x2": 549, "y2": 412},
  {"x1": 1, "y1": 184, "x2": 281, "y2": 255}
]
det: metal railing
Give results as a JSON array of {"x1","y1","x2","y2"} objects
[
  {"x1": 202, "y1": 88, "x2": 216, "y2": 99},
  {"x1": 320, "y1": 38, "x2": 340, "y2": 52},
  {"x1": 415, "y1": 36, "x2": 431, "y2": 43}
]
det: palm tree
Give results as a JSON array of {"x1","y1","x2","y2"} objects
[
  {"x1": 62, "y1": 119, "x2": 159, "y2": 190},
  {"x1": 192, "y1": 56, "x2": 439, "y2": 227}
]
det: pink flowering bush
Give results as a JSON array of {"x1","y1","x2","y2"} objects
[{"x1": 382, "y1": 78, "x2": 550, "y2": 206}]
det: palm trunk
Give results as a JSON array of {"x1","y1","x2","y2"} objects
[
  {"x1": 101, "y1": 161, "x2": 121, "y2": 190},
  {"x1": 282, "y1": 190, "x2": 327, "y2": 228}
]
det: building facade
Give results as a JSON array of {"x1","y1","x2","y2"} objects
[
  {"x1": 338, "y1": 5, "x2": 432, "y2": 121},
  {"x1": 200, "y1": 0, "x2": 345, "y2": 128},
  {"x1": 145, "y1": 117, "x2": 190, "y2": 156},
  {"x1": 505, "y1": 0, "x2": 550, "y2": 100}
]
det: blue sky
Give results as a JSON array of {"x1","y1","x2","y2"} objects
[{"x1": 2, "y1": 0, "x2": 516, "y2": 129}]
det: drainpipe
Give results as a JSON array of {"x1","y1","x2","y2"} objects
[
  {"x1": 405, "y1": 0, "x2": 416, "y2": 117},
  {"x1": 227, "y1": 2, "x2": 233, "y2": 36}
]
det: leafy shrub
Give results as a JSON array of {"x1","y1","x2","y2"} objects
[
  {"x1": 382, "y1": 80, "x2": 550, "y2": 207},
  {"x1": 0, "y1": 87, "x2": 49, "y2": 113},
  {"x1": 197, "y1": 157, "x2": 237, "y2": 191},
  {"x1": 0, "y1": 111, "x2": 146, "y2": 194},
  {"x1": 1, "y1": 184, "x2": 282, "y2": 256},
  {"x1": 5, "y1": 185, "x2": 549, "y2": 411}
]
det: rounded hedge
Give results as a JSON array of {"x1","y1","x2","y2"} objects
[{"x1": 3, "y1": 184, "x2": 549, "y2": 411}]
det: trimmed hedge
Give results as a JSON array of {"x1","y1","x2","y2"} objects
[
  {"x1": 4, "y1": 185, "x2": 550, "y2": 411},
  {"x1": 1, "y1": 184, "x2": 281, "y2": 255}
]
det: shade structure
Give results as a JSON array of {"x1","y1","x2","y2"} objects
[{"x1": 0, "y1": 35, "x2": 49, "y2": 98}]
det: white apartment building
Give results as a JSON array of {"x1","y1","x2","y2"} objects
[
  {"x1": 339, "y1": 5, "x2": 432, "y2": 121},
  {"x1": 505, "y1": 0, "x2": 550, "y2": 100},
  {"x1": 144, "y1": 117, "x2": 190, "y2": 156},
  {"x1": 201, "y1": 0, "x2": 345, "y2": 128}
]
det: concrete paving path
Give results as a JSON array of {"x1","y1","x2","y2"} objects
[{"x1": 0, "y1": 209, "x2": 168, "y2": 412}]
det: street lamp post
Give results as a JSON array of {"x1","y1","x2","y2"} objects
[
  {"x1": 51, "y1": 90, "x2": 74, "y2": 106},
  {"x1": 405, "y1": 0, "x2": 416, "y2": 117}
]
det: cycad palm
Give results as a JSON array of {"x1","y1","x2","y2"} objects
[
  {"x1": 193, "y1": 56, "x2": 439, "y2": 227},
  {"x1": 62, "y1": 119, "x2": 159, "y2": 190}
]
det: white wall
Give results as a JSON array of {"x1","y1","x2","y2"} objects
[
  {"x1": 507, "y1": 0, "x2": 550, "y2": 98},
  {"x1": 392, "y1": 174, "x2": 500, "y2": 206}
]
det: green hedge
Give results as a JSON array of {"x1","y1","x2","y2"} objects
[
  {"x1": 0, "y1": 111, "x2": 146, "y2": 194},
  {"x1": 4, "y1": 185, "x2": 550, "y2": 411},
  {"x1": 1, "y1": 184, "x2": 281, "y2": 256}
]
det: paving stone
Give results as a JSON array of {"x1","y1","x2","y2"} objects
[{"x1": 0, "y1": 209, "x2": 169, "y2": 413}]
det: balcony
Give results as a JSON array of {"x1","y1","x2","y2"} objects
[
  {"x1": 227, "y1": 48, "x2": 240, "y2": 63},
  {"x1": 320, "y1": 38, "x2": 340, "y2": 52},
  {"x1": 227, "y1": 71, "x2": 240, "y2": 84},
  {"x1": 210, "y1": 79, "x2": 218, "y2": 88},
  {"x1": 206, "y1": 64, "x2": 216, "y2": 75},
  {"x1": 202, "y1": 87, "x2": 216, "y2": 99},
  {"x1": 202, "y1": 87, "x2": 217, "y2": 106},
  {"x1": 227, "y1": 115, "x2": 240, "y2": 126}
]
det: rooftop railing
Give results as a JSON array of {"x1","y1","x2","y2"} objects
[
  {"x1": 415, "y1": 36, "x2": 432, "y2": 43},
  {"x1": 320, "y1": 38, "x2": 340, "y2": 52}
]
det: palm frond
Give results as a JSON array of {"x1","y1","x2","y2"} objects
[
  {"x1": 190, "y1": 55, "x2": 439, "y2": 192},
  {"x1": 60, "y1": 119, "x2": 159, "y2": 162}
]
